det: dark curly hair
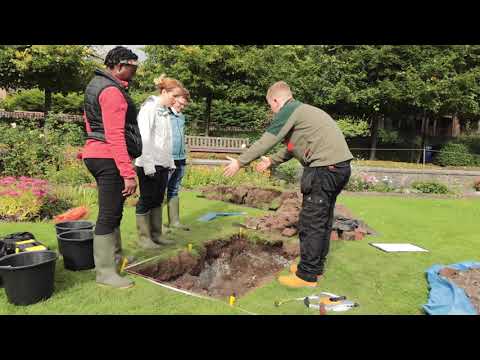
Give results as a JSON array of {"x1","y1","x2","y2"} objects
[{"x1": 104, "y1": 46, "x2": 138, "y2": 68}]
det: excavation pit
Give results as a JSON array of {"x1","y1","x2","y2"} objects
[{"x1": 126, "y1": 235, "x2": 298, "y2": 299}]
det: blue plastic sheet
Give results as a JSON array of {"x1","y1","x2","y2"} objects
[{"x1": 423, "y1": 261, "x2": 480, "y2": 315}]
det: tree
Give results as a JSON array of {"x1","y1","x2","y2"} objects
[
  {"x1": 0, "y1": 45, "x2": 96, "y2": 123},
  {"x1": 140, "y1": 45, "x2": 254, "y2": 135}
]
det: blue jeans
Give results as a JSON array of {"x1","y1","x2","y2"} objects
[{"x1": 167, "y1": 159, "x2": 186, "y2": 199}]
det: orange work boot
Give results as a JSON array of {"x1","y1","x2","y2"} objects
[{"x1": 278, "y1": 273, "x2": 317, "y2": 288}]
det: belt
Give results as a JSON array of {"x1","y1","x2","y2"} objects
[{"x1": 322, "y1": 160, "x2": 351, "y2": 170}]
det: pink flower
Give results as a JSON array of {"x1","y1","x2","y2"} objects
[
  {"x1": 7, "y1": 191, "x2": 20, "y2": 197},
  {"x1": 0, "y1": 177, "x2": 16, "y2": 186},
  {"x1": 32, "y1": 190, "x2": 46, "y2": 197}
]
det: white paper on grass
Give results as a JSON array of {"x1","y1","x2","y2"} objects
[{"x1": 369, "y1": 243, "x2": 429, "y2": 252}]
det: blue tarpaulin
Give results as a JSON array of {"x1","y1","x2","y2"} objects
[{"x1": 423, "y1": 261, "x2": 480, "y2": 315}]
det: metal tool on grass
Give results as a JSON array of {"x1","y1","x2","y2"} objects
[{"x1": 274, "y1": 292, "x2": 359, "y2": 312}]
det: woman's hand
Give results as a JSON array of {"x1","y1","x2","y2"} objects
[{"x1": 122, "y1": 178, "x2": 137, "y2": 197}]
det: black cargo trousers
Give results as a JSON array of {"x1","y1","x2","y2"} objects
[{"x1": 296, "y1": 160, "x2": 351, "y2": 282}]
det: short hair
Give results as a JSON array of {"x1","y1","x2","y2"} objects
[
  {"x1": 181, "y1": 87, "x2": 191, "y2": 102},
  {"x1": 266, "y1": 81, "x2": 293, "y2": 100},
  {"x1": 154, "y1": 74, "x2": 184, "y2": 93},
  {"x1": 104, "y1": 46, "x2": 138, "y2": 69}
]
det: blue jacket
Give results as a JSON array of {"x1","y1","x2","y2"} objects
[{"x1": 169, "y1": 108, "x2": 186, "y2": 160}]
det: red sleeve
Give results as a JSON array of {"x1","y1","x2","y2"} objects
[{"x1": 99, "y1": 87, "x2": 136, "y2": 179}]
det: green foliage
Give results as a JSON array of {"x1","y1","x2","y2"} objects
[
  {"x1": 0, "y1": 45, "x2": 97, "y2": 112},
  {"x1": 44, "y1": 114, "x2": 85, "y2": 146},
  {"x1": 184, "y1": 99, "x2": 270, "y2": 131},
  {"x1": 183, "y1": 165, "x2": 282, "y2": 189},
  {"x1": 336, "y1": 116, "x2": 370, "y2": 138},
  {"x1": 434, "y1": 141, "x2": 480, "y2": 167},
  {"x1": 344, "y1": 173, "x2": 395, "y2": 192},
  {"x1": 378, "y1": 128, "x2": 402, "y2": 144},
  {"x1": 0, "y1": 88, "x2": 84, "y2": 113},
  {"x1": 0, "y1": 115, "x2": 86, "y2": 178},
  {"x1": 0, "y1": 123, "x2": 62, "y2": 177},
  {"x1": 411, "y1": 181, "x2": 450, "y2": 194},
  {"x1": 272, "y1": 159, "x2": 302, "y2": 183},
  {"x1": 0, "y1": 88, "x2": 45, "y2": 111},
  {"x1": 51, "y1": 185, "x2": 98, "y2": 210}
]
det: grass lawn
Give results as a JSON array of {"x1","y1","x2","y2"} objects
[{"x1": 0, "y1": 191, "x2": 478, "y2": 315}]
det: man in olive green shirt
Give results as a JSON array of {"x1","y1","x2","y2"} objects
[{"x1": 224, "y1": 81, "x2": 352, "y2": 288}]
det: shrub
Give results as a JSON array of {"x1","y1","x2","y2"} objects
[
  {"x1": 0, "y1": 115, "x2": 86, "y2": 178},
  {"x1": 411, "y1": 181, "x2": 450, "y2": 194},
  {"x1": 183, "y1": 164, "x2": 281, "y2": 190},
  {"x1": 434, "y1": 142, "x2": 478, "y2": 167},
  {"x1": 51, "y1": 185, "x2": 98, "y2": 210},
  {"x1": 344, "y1": 173, "x2": 395, "y2": 192},
  {"x1": 0, "y1": 88, "x2": 84, "y2": 113},
  {"x1": 45, "y1": 147, "x2": 93, "y2": 186},
  {"x1": 0, "y1": 123, "x2": 62, "y2": 177},
  {"x1": 272, "y1": 159, "x2": 302, "y2": 183},
  {"x1": 0, "y1": 176, "x2": 72, "y2": 221}
]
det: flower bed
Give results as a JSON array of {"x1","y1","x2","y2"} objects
[{"x1": 0, "y1": 176, "x2": 71, "y2": 221}]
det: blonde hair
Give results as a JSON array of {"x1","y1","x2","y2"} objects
[
  {"x1": 154, "y1": 74, "x2": 184, "y2": 92},
  {"x1": 266, "y1": 81, "x2": 293, "y2": 100}
]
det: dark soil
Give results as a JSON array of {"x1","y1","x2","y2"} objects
[
  {"x1": 439, "y1": 267, "x2": 480, "y2": 314},
  {"x1": 201, "y1": 185, "x2": 282, "y2": 209},
  {"x1": 128, "y1": 234, "x2": 298, "y2": 299},
  {"x1": 201, "y1": 186, "x2": 376, "y2": 239}
]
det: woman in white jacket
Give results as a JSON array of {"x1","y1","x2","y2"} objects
[{"x1": 135, "y1": 74, "x2": 186, "y2": 248}]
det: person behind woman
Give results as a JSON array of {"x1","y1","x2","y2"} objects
[
  {"x1": 82, "y1": 46, "x2": 142, "y2": 289},
  {"x1": 135, "y1": 74, "x2": 187, "y2": 247},
  {"x1": 166, "y1": 88, "x2": 190, "y2": 230}
]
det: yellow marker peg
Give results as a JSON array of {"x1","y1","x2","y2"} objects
[
  {"x1": 120, "y1": 257, "x2": 128, "y2": 273},
  {"x1": 187, "y1": 243, "x2": 193, "y2": 252},
  {"x1": 229, "y1": 293, "x2": 236, "y2": 306}
]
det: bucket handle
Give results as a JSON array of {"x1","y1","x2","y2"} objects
[{"x1": 0, "y1": 265, "x2": 13, "y2": 270}]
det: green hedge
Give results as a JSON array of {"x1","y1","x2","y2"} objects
[
  {"x1": 0, "y1": 88, "x2": 84, "y2": 113},
  {"x1": 434, "y1": 137, "x2": 480, "y2": 167}
]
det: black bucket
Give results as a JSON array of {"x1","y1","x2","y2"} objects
[
  {"x1": 55, "y1": 221, "x2": 94, "y2": 254},
  {"x1": 57, "y1": 230, "x2": 95, "y2": 271},
  {"x1": 0, "y1": 251, "x2": 57, "y2": 306}
]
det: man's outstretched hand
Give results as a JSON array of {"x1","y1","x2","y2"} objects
[
  {"x1": 256, "y1": 156, "x2": 272, "y2": 173},
  {"x1": 224, "y1": 156, "x2": 241, "y2": 177}
]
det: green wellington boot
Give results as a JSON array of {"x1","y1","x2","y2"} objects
[
  {"x1": 93, "y1": 232, "x2": 134, "y2": 289},
  {"x1": 150, "y1": 206, "x2": 175, "y2": 245},
  {"x1": 167, "y1": 196, "x2": 190, "y2": 231},
  {"x1": 136, "y1": 212, "x2": 162, "y2": 249}
]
